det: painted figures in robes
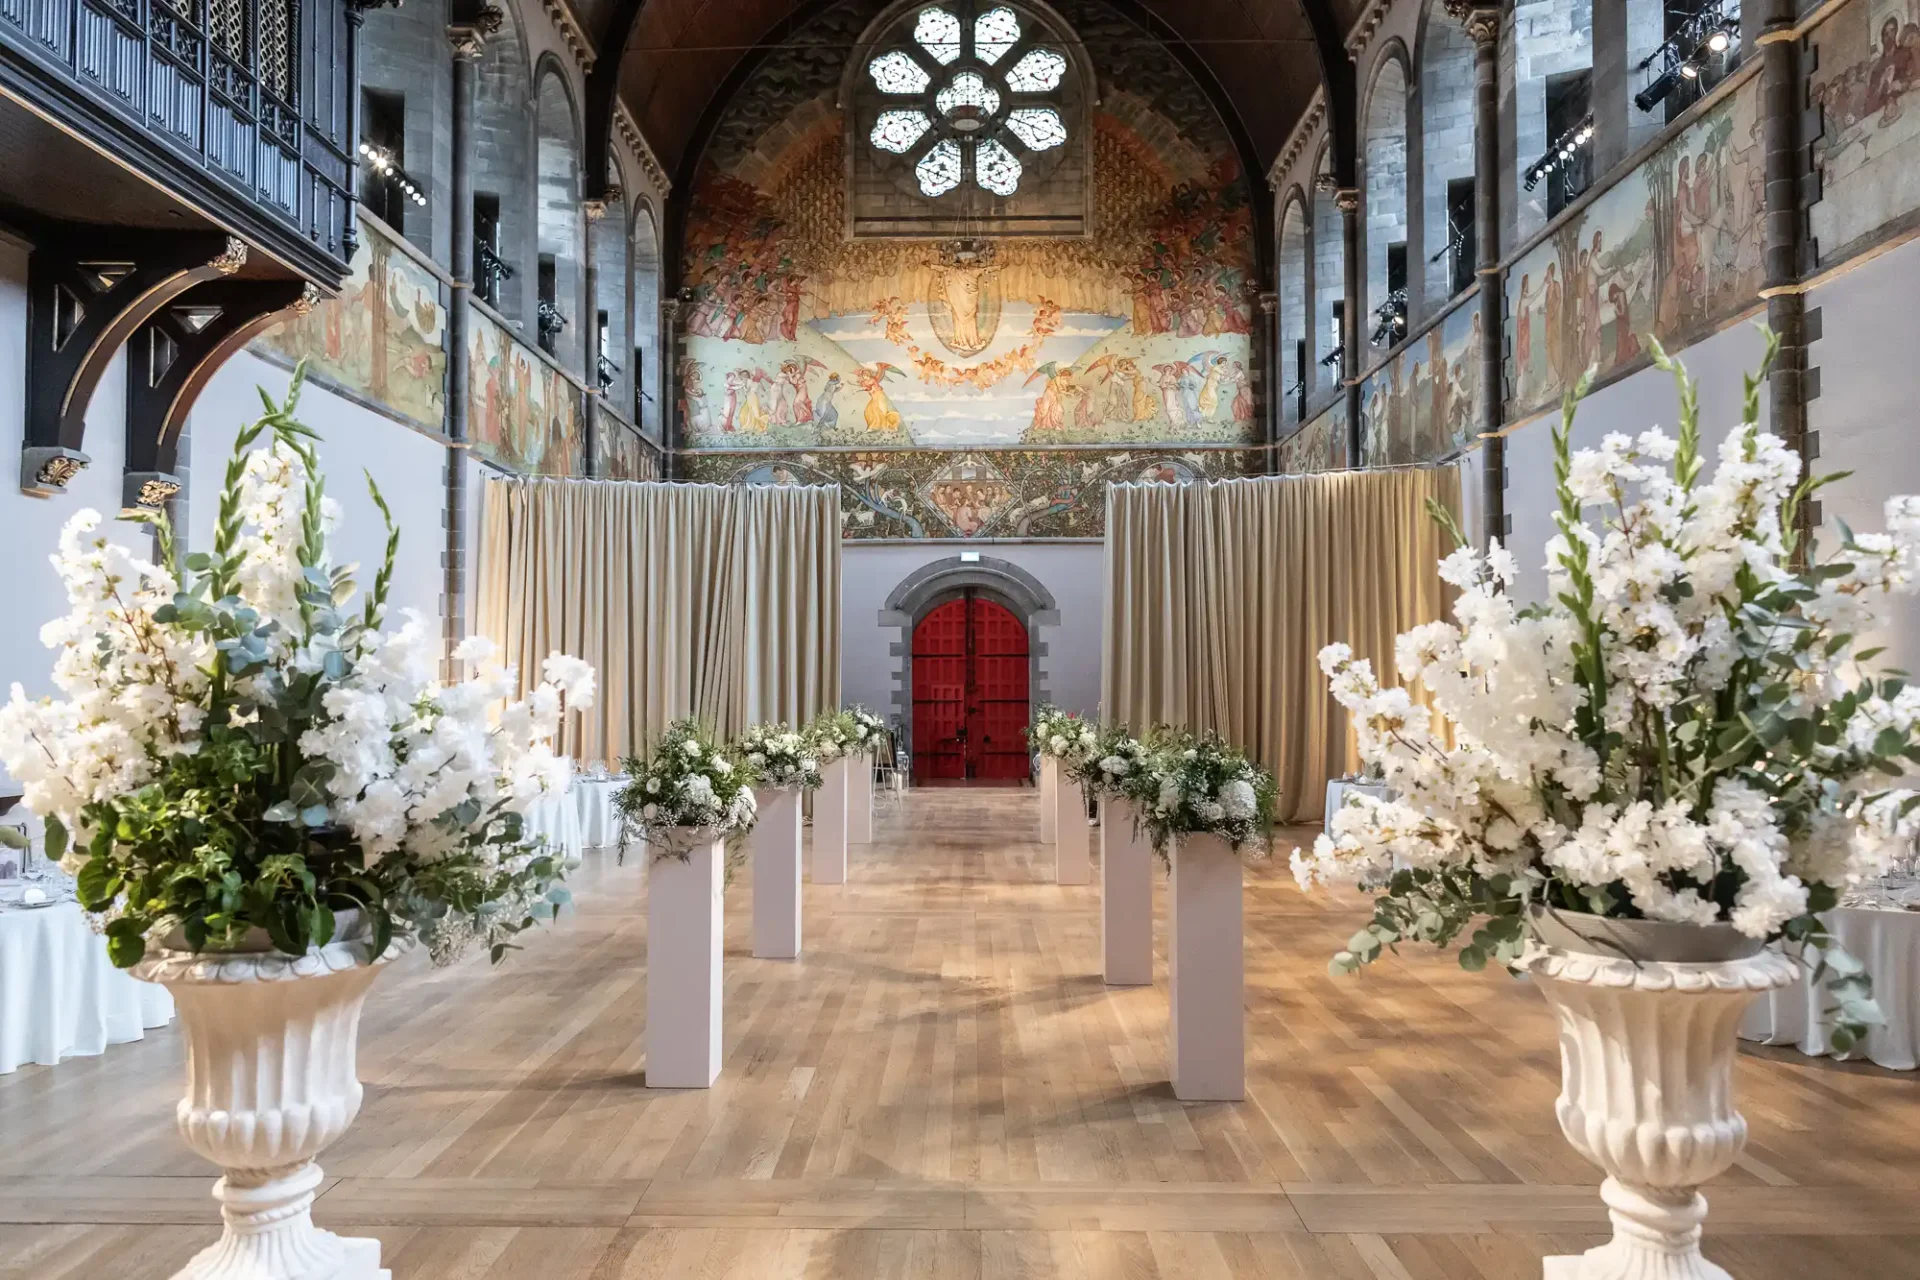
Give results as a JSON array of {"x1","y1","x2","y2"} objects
[
  {"x1": 815, "y1": 373, "x2": 842, "y2": 432},
  {"x1": 856, "y1": 363, "x2": 905, "y2": 432}
]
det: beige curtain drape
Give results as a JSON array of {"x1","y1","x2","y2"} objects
[
  {"x1": 1102, "y1": 468, "x2": 1460, "y2": 823},
  {"x1": 477, "y1": 479, "x2": 841, "y2": 762}
]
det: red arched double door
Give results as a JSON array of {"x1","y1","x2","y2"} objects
[{"x1": 911, "y1": 593, "x2": 1030, "y2": 783}]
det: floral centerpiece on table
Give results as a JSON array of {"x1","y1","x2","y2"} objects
[
  {"x1": 1028, "y1": 704, "x2": 1099, "y2": 770},
  {"x1": 614, "y1": 719, "x2": 757, "y2": 860},
  {"x1": 1291, "y1": 338, "x2": 1914, "y2": 1049},
  {"x1": 1134, "y1": 730, "x2": 1278, "y2": 857},
  {"x1": 735, "y1": 722, "x2": 821, "y2": 791},
  {"x1": 0, "y1": 371, "x2": 592, "y2": 967}
]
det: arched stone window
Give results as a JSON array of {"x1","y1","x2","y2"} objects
[
  {"x1": 1418, "y1": 2, "x2": 1475, "y2": 315},
  {"x1": 1277, "y1": 194, "x2": 1308, "y2": 427},
  {"x1": 1513, "y1": 0, "x2": 1593, "y2": 239},
  {"x1": 472, "y1": 3, "x2": 531, "y2": 322},
  {"x1": 591, "y1": 155, "x2": 630, "y2": 402},
  {"x1": 847, "y1": 1, "x2": 1090, "y2": 237},
  {"x1": 1311, "y1": 148, "x2": 1345, "y2": 397},
  {"x1": 631, "y1": 203, "x2": 663, "y2": 442},
  {"x1": 535, "y1": 62, "x2": 582, "y2": 368},
  {"x1": 1363, "y1": 51, "x2": 1409, "y2": 350}
]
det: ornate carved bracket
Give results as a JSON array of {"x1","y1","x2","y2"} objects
[
  {"x1": 21, "y1": 232, "x2": 248, "y2": 496},
  {"x1": 122, "y1": 280, "x2": 317, "y2": 511},
  {"x1": 1444, "y1": 1, "x2": 1503, "y2": 46},
  {"x1": 448, "y1": 4, "x2": 504, "y2": 59}
]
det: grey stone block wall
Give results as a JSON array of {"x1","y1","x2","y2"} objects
[
  {"x1": 536, "y1": 70, "x2": 583, "y2": 372},
  {"x1": 1511, "y1": 0, "x2": 1594, "y2": 244},
  {"x1": 1364, "y1": 59, "x2": 1410, "y2": 325},
  {"x1": 1279, "y1": 202, "x2": 1308, "y2": 426},
  {"x1": 1420, "y1": 17, "x2": 1476, "y2": 315},
  {"x1": 632, "y1": 206, "x2": 664, "y2": 442},
  {"x1": 1312, "y1": 175, "x2": 1345, "y2": 397},
  {"x1": 360, "y1": 0, "x2": 453, "y2": 266},
  {"x1": 593, "y1": 205, "x2": 629, "y2": 397}
]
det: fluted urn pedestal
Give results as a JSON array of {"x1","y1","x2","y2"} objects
[
  {"x1": 132, "y1": 928, "x2": 409, "y2": 1280},
  {"x1": 1523, "y1": 912, "x2": 1798, "y2": 1280}
]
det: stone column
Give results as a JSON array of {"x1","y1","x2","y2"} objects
[
  {"x1": 1257, "y1": 290, "x2": 1279, "y2": 466},
  {"x1": 1336, "y1": 186, "x2": 1363, "y2": 467},
  {"x1": 660, "y1": 294, "x2": 683, "y2": 478},
  {"x1": 1458, "y1": 2, "x2": 1505, "y2": 549},
  {"x1": 1757, "y1": 1, "x2": 1810, "y2": 536},
  {"x1": 442, "y1": 8, "x2": 497, "y2": 675},
  {"x1": 582, "y1": 198, "x2": 606, "y2": 478}
]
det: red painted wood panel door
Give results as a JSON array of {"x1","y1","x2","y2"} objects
[{"x1": 911, "y1": 594, "x2": 1030, "y2": 783}]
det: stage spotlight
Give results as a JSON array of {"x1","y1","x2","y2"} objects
[
  {"x1": 1706, "y1": 24, "x2": 1732, "y2": 53},
  {"x1": 1636, "y1": 69, "x2": 1679, "y2": 113},
  {"x1": 1680, "y1": 60, "x2": 1700, "y2": 79}
]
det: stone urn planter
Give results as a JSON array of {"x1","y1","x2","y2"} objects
[
  {"x1": 1522, "y1": 908, "x2": 1799, "y2": 1280},
  {"x1": 131, "y1": 914, "x2": 410, "y2": 1280}
]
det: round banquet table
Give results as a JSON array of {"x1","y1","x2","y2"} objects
[
  {"x1": 0, "y1": 900, "x2": 174, "y2": 1075},
  {"x1": 1739, "y1": 905, "x2": 1920, "y2": 1070},
  {"x1": 524, "y1": 784, "x2": 585, "y2": 868},
  {"x1": 576, "y1": 776, "x2": 626, "y2": 849}
]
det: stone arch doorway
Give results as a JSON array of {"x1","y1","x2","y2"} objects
[
  {"x1": 912, "y1": 593, "x2": 1031, "y2": 783},
  {"x1": 880, "y1": 554, "x2": 1058, "y2": 784}
]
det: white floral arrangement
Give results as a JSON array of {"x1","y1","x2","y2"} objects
[
  {"x1": 614, "y1": 719, "x2": 757, "y2": 859},
  {"x1": 1130, "y1": 730, "x2": 1278, "y2": 856},
  {"x1": 846, "y1": 706, "x2": 888, "y2": 755},
  {"x1": 735, "y1": 723, "x2": 821, "y2": 791},
  {"x1": 1292, "y1": 337, "x2": 1914, "y2": 1049},
  {"x1": 805, "y1": 710, "x2": 856, "y2": 763},
  {"x1": 1028, "y1": 704, "x2": 1099, "y2": 769},
  {"x1": 0, "y1": 370, "x2": 592, "y2": 967},
  {"x1": 1070, "y1": 723, "x2": 1147, "y2": 793}
]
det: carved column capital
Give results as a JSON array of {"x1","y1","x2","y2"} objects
[
  {"x1": 1332, "y1": 187, "x2": 1361, "y2": 214},
  {"x1": 1445, "y1": 1, "x2": 1503, "y2": 46},
  {"x1": 448, "y1": 6, "x2": 502, "y2": 58},
  {"x1": 210, "y1": 237, "x2": 248, "y2": 275},
  {"x1": 1256, "y1": 291, "x2": 1278, "y2": 317},
  {"x1": 660, "y1": 297, "x2": 684, "y2": 324},
  {"x1": 582, "y1": 199, "x2": 610, "y2": 222}
]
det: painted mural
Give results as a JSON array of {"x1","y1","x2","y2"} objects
[
  {"x1": 598, "y1": 418, "x2": 662, "y2": 480},
  {"x1": 466, "y1": 307, "x2": 586, "y2": 476},
  {"x1": 1809, "y1": 0, "x2": 1920, "y2": 265},
  {"x1": 679, "y1": 447, "x2": 1255, "y2": 539},
  {"x1": 1276, "y1": 400, "x2": 1346, "y2": 475},
  {"x1": 1506, "y1": 74, "x2": 1765, "y2": 420},
  {"x1": 257, "y1": 218, "x2": 446, "y2": 429},
  {"x1": 678, "y1": 0, "x2": 1258, "y2": 468},
  {"x1": 1360, "y1": 296, "x2": 1486, "y2": 467}
]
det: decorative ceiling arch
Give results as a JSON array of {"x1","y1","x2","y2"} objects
[{"x1": 582, "y1": 0, "x2": 1362, "y2": 204}]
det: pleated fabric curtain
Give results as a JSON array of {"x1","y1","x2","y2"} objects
[
  {"x1": 1102, "y1": 468, "x2": 1460, "y2": 823},
  {"x1": 476, "y1": 479, "x2": 841, "y2": 763}
]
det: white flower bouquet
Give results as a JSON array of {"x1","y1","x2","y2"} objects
[
  {"x1": 1132, "y1": 729, "x2": 1278, "y2": 856},
  {"x1": 735, "y1": 722, "x2": 822, "y2": 791},
  {"x1": 1072, "y1": 723, "x2": 1150, "y2": 794},
  {"x1": 614, "y1": 719, "x2": 757, "y2": 859},
  {"x1": 1292, "y1": 336, "x2": 1918, "y2": 1048},
  {"x1": 845, "y1": 705, "x2": 888, "y2": 754},
  {"x1": 805, "y1": 709, "x2": 858, "y2": 763},
  {"x1": 0, "y1": 371, "x2": 593, "y2": 968},
  {"x1": 1028, "y1": 704, "x2": 1099, "y2": 769}
]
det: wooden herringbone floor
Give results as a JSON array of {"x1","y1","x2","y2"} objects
[{"x1": 3, "y1": 788, "x2": 1918, "y2": 1278}]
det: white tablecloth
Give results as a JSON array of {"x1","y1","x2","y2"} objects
[
  {"x1": 576, "y1": 777, "x2": 625, "y2": 849},
  {"x1": 1325, "y1": 778, "x2": 1390, "y2": 821},
  {"x1": 525, "y1": 787, "x2": 585, "y2": 867},
  {"x1": 0, "y1": 901, "x2": 174, "y2": 1075},
  {"x1": 1739, "y1": 905, "x2": 1920, "y2": 1070}
]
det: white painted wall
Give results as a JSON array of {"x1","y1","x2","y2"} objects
[
  {"x1": 1502, "y1": 319, "x2": 1772, "y2": 605},
  {"x1": 841, "y1": 541, "x2": 1106, "y2": 728},
  {"x1": 1807, "y1": 235, "x2": 1920, "y2": 675},
  {"x1": 186, "y1": 350, "x2": 449, "y2": 628}
]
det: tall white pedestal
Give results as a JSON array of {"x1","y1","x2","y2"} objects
[
  {"x1": 1169, "y1": 833, "x2": 1243, "y2": 1101},
  {"x1": 849, "y1": 749, "x2": 874, "y2": 844},
  {"x1": 751, "y1": 788, "x2": 802, "y2": 960},
  {"x1": 1039, "y1": 756, "x2": 1057, "y2": 843},
  {"x1": 1055, "y1": 774, "x2": 1090, "y2": 885},
  {"x1": 646, "y1": 835, "x2": 724, "y2": 1088},
  {"x1": 814, "y1": 758, "x2": 849, "y2": 885},
  {"x1": 1102, "y1": 797, "x2": 1154, "y2": 986}
]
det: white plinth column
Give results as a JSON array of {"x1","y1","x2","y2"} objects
[
  {"x1": 814, "y1": 758, "x2": 849, "y2": 885},
  {"x1": 1169, "y1": 833, "x2": 1243, "y2": 1101},
  {"x1": 751, "y1": 788, "x2": 802, "y2": 960},
  {"x1": 1039, "y1": 756, "x2": 1057, "y2": 842},
  {"x1": 1055, "y1": 774, "x2": 1090, "y2": 885},
  {"x1": 849, "y1": 749, "x2": 874, "y2": 844},
  {"x1": 646, "y1": 835, "x2": 724, "y2": 1088},
  {"x1": 1101, "y1": 797, "x2": 1154, "y2": 986},
  {"x1": 1528, "y1": 942, "x2": 1799, "y2": 1280}
]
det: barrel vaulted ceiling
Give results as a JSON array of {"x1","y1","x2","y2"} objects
[{"x1": 591, "y1": 0, "x2": 1364, "y2": 188}]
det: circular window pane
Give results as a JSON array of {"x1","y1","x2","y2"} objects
[
  {"x1": 936, "y1": 71, "x2": 1002, "y2": 128},
  {"x1": 871, "y1": 110, "x2": 932, "y2": 154},
  {"x1": 916, "y1": 139, "x2": 963, "y2": 196},
  {"x1": 1006, "y1": 108, "x2": 1066, "y2": 151},
  {"x1": 974, "y1": 7, "x2": 1021, "y2": 64},
  {"x1": 1006, "y1": 47, "x2": 1066, "y2": 92},
  {"x1": 869, "y1": 49, "x2": 931, "y2": 94},
  {"x1": 975, "y1": 138, "x2": 1022, "y2": 195},
  {"x1": 914, "y1": 7, "x2": 961, "y2": 64}
]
